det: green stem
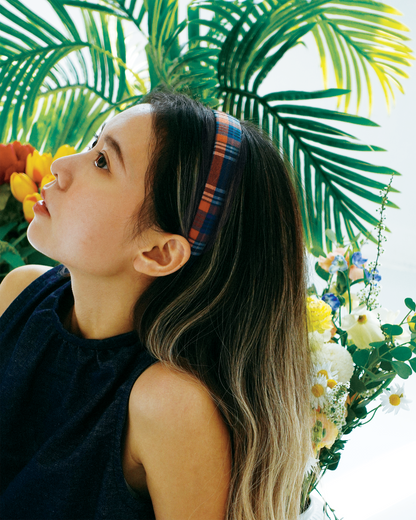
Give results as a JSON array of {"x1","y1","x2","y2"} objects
[
  {"x1": 360, "y1": 376, "x2": 395, "y2": 407},
  {"x1": 399, "y1": 309, "x2": 412, "y2": 326},
  {"x1": 359, "y1": 405, "x2": 381, "y2": 425}
]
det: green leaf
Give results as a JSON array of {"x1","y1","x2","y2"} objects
[
  {"x1": 382, "y1": 324, "x2": 404, "y2": 336},
  {"x1": 353, "y1": 350, "x2": 370, "y2": 367},
  {"x1": 1, "y1": 249, "x2": 25, "y2": 268},
  {"x1": 315, "y1": 262, "x2": 330, "y2": 282},
  {"x1": 274, "y1": 105, "x2": 379, "y2": 126},
  {"x1": 354, "y1": 405, "x2": 367, "y2": 419},
  {"x1": 379, "y1": 344, "x2": 393, "y2": 361},
  {"x1": 409, "y1": 358, "x2": 416, "y2": 372},
  {"x1": 350, "y1": 374, "x2": 367, "y2": 393},
  {"x1": 325, "y1": 229, "x2": 337, "y2": 243},
  {"x1": 405, "y1": 298, "x2": 416, "y2": 312},
  {"x1": 370, "y1": 341, "x2": 387, "y2": 348},
  {"x1": 263, "y1": 88, "x2": 350, "y2": 102},
  {"x1": 391, "y1": 361, "x2": 412, "y2": 379},
  {"x1": 392, "y1": 347, "x2": 412, "y2": 362},
  {"x1": 310, "y1": 246, "x2": 326, "y2": 258},
  {"x1": 0, "y1": 222, "x2": 17, "y2": 240}
]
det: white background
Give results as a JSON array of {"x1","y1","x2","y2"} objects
[{"x1": 4, "y1": 1, "x2": 416, "y2": 518}]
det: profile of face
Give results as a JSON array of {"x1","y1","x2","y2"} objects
[{"x1": 27, "y1": 104, "x2": 155, "y2": 278}]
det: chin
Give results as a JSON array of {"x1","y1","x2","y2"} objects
[{"x1": 27, "y1": 224, "x2": 56, "y2": 260}]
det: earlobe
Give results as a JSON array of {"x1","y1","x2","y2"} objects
[{"x1": 133, "y1": 234, "x2": 191, "y2": 277}]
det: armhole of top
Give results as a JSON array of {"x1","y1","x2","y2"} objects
[{"x1": 112, "y1": 352, "x2": 160, "y2": 510}]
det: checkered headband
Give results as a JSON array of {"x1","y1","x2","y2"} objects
[{"x1": 188, "y1": 110, "x2": 242, "y2": 257}]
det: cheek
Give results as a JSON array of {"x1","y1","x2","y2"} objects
[{"x1": 71, "y1": 198, "x2": 132, "y2": 246}]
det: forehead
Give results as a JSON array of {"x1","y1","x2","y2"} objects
[
  {"x1": 106, "y1": 103, "x2": 153, "y2": 139},
  {"x1": 104, "y1": 104, "x2": 154, "y2": 174}
]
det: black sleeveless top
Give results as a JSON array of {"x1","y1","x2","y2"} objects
[{"x1": 0, "y1": 264, "x2": 159, "y2": 519}]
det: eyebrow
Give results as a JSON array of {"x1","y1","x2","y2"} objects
[
  {"x1": 96, "y1": 122, "x2": 126, "y2": 173},
  {"x1": 104, "y1": 134, "x2": 125, "y2": 172}
]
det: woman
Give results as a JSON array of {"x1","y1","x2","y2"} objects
[{"x1": 0, "y1": 86, "x2": 313, "y2": 520}]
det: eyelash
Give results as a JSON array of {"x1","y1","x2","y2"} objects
[{"x1": 88, "y1": 135, "x2": 108, "y2": 170}]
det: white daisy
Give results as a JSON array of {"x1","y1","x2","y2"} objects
[
  {"x1": 310, "y1": 374, "x2": 328, "y2": 410},
  {"x1": 314, "y1": 362, "x2": 338, "y2": 389},
  {"x1": 380, "y1": 384, "x2": 412, "y2": 415}
]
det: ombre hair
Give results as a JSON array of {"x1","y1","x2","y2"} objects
[{"x1": 130, "y1": 85, "x2": 313, "y2": 520}]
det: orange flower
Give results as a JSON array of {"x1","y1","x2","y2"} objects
[
  {"x1": 23, "y1": 193, "x2": 42, "y2": 223},
  {"x1": 10, "y1": 172, "x2": 38, "y2": 203},
  {"x1": 0, "y1": 141, "x2": 35, "y2": 184}
]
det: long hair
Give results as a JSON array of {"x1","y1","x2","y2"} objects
[{"x1": 130, "y1": 85, "x2": 313, "y2": 520}]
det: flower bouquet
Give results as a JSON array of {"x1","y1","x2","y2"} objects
[
  {"x1": 0, "y1": 141, "x2": 75, "y2": 273},
  {"x1": 301, "y1": 177, "x2": 415, "y2": 518}
]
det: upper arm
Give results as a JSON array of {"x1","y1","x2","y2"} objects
[
  {"x1": 128, "y1": 363, "x2": 232, "y2": 520},
  {"x1": 0, "y1": 264, "x2": 53, "y2": 318}
]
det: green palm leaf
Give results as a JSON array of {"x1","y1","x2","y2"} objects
[
  {"x1": 186, "y1": 0, "x2": 405, "y2": 251},
  {"x1": 0, "y1": 0, "x2": 145, "y2": 152},
  {"x1": 309, "y1": 1, "x2": 414, "y2": 114}
]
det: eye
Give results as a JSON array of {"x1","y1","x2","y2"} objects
[
  {"x1": 94, "y1": 152, "x2": 109, "y2": 170},
  {"x1": 88, "y1": 135, "x2": 99, "y2": 150}
]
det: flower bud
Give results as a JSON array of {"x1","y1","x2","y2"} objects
[
  {"x1": 53, "y1": 144, "x2": 77, "y2": 161},
  {"x1": 23, "y1": 192, "x2": 42, "y2": 223},
  {"x1": 40, "y1": 173, "x2": 56, "y2": 190},
  {"x1": 23, "y1": 192, "x2": 42, "y2": 222},
  {"x1": 26, "y1": 150, "x2": 53, "y2": 183},
  {"x1": 10, "y1": 172, "x2": 38, "y2": 203}
]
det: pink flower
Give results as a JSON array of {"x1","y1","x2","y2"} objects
[
  {"x1": 348, "y1": 265, "x2": 364, "y2": 281},
  {"x1": 318, "y1": 247, "x2": 349, "y2": 273}
]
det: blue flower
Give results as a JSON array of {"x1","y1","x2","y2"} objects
[
  {"x1": 351, "y1": 251, "x2": 368, "y2": 268},
  {"x1": 329, "y1": 255, "x2": 348, "y2": 274},
  {"x1": 364, "y1": 268, "x2": 382, "y2": 283},
  {"x1": 322, "y1": 293, "x2": 341, "y2": 312}
]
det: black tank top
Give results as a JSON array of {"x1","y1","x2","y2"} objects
[{"x1": 0, "y1": 264, "x2": 158, "y2": 519}]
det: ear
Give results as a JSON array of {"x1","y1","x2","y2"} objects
[{"x1": 133, "y1": 232, "x2": 191, "y2": 277}]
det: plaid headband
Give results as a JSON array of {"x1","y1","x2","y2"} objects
[{"x1": 188, "y1": 110, "x2": 242, "y2": 257}]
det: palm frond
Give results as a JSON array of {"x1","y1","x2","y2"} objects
[
  {"x1": 310, "y1": 0, "x2": 413, "y2": 114},
  {"x1": 0, "y1": 0, "x2": 145, "y2": 151},
  {"x1": 187, "y1": 0, "x2": 406, "y2": 250}
]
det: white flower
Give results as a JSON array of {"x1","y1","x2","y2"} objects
[
  {"x1": 311, "y1": 343, "x2": 354, "y2": 384},
  {"x1": 311, "y1": 374, "x2": 328, "y2": 410},
  {"x1": 342, "y1": 304, "x2": 384, "y2": 349},
  {"x1": 313, "y1": 361, "x2": 338, "y2": 389},
  {"x1": 309, "y1": 330, "x2": 332, "y2": 352},
  {"x1": 380, "y1": 384, "x2": 412, "y2": 415}
]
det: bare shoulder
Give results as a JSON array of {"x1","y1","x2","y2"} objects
[
  {"x1": 128, "y1": 362, "x2": 232, "y2": 520},
  {"x1": 0, "y1": 264, "x2": 53, "y2": 318}
]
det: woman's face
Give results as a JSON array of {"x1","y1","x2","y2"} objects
[{"x1": 27, "y1": 104, "x2": 154, "y2": 276}]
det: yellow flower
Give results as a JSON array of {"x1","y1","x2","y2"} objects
[
  {"x1": 26, "y1": 150, "x2": 53, "y2": 184},
  {"x1": 307, "y1": 296, "x2": 333, "y2": 334},
  {"x1": 10, "y1": 172, "x2": 38, "y2": 202},
  {"x1": 23, "y1": 192, "x2": 42, "y2": 222},
  {"x1": 40, "y1": 173, "x2": 56, "y2": 190},
  {"x1": 53, "y1": 144, "x2": 77, "y2": 161}
]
